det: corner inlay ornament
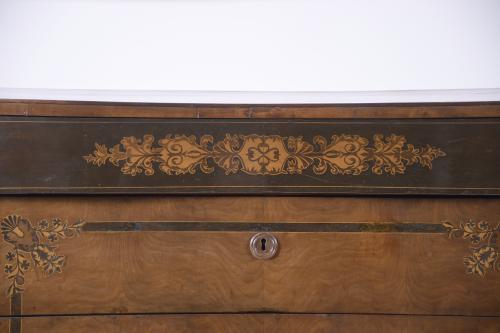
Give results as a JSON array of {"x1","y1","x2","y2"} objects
[
  {"x1": 1, "y1": 215, "x2": 84, "y2": 297},
  {"x1": 83, "y1": 134, "x2": 446, "y2": 176},
  {"x1": 443, "y1": 219, "x2": 499, "y2": 277}
]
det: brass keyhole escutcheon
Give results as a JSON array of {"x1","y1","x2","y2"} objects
[{"x1": 249, "y1": 232, "x2": 279, "y2": 260}]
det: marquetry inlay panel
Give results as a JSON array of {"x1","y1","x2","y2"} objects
[{"x1": 83, "y1": 134, "x2": 445, "y2": 177}]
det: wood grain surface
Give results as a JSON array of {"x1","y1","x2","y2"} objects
[
  {"x1": 1, "y1": 196, "x2": 499, "y2": 226},
  {"x1": 1, "y1": 100, "x2": 500, "y2": 118},
  {"x1": 1, "y1": 101, "x2": 499, "y2": 332},
  {"x1": 1, "y1": 197, "x2": 499, "y2": 317},
  {"x1": 1, "y1": 314, "x2": 500, "y2": 333}
]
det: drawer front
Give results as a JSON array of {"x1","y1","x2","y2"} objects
[
  {"x1": 1, "y1": 197, "x2": 499, "y2": 320},
  {"x1": 1, "y1": 117, "x2": 500, "y2": 195}
]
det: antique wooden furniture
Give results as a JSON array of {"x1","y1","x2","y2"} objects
[{"x1": 0, "y1": 100, "x2": 500, "y2": 332}]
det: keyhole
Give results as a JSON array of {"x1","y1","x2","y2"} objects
[
  {"x1": 250, "y1": 233, "x2": 278, "y2": 259},
  {"x1": 261, "y1": 238, "x2": 267, "y2": 251}
]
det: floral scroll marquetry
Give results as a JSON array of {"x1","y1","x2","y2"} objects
[
  {"x1": 443, "y1": 219, "x2": 499, "y2": 277},
  {"x1": 84, "y1": 133, "x2": 446, "y2": 177},
  {"x1": 1, "y1": 215, "x2": 84, "y2": 297}
]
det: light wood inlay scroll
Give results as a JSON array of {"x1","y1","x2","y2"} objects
[{"x1": 84, "y1": 134, "x2": 445, "y2": 176}]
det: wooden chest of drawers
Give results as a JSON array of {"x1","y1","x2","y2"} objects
[{"x1": 0, "y1": 101, "x2": 499, "y2": 332}]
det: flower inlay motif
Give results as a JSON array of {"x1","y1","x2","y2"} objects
[
  {"x1": 443, "y1": 219, "x2": 500, "y2": 277},
  {"x1": 83, "y1": 133, "x2": 446, "y2": 176},
  {"x1": 1, "y1": 215, "x2": 84, "y2": 297}
]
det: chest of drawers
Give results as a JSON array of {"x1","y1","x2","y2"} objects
[{"x1": 0, "y1": 100, "x2": 499, "y2": 332}]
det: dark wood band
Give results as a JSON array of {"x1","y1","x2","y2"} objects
[
  {"x1": 0, "y1": 117, "x2": 499, "y2": 195},
  {"x1": 83, "y1": 221, "x2": 446, "y2": 233}
]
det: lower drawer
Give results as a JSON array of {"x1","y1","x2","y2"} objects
[
  {"x1": 1, "y1": 197, "x2": 499, "y2": 319},
  {"x1": 2, "y1": 314, "x2": 500, "y2": 333}
]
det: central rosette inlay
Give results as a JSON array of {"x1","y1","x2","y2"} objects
[
  {"x1": 248, "y1": 143, "x2": 280, "y2": 167},
  {"x1": 239, "y1": 135, "x2": 289, "y2": 175}
]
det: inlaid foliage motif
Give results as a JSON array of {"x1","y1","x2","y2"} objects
[
  {"x1": 443, "y1": 219, "x2": 500, "y2": 277},
  {"x1": 84, "y1": 134, "x2": 446, "y2": 176},
  {"x1": 1, "y1": 215, "x2": 84, "y2": 296}
]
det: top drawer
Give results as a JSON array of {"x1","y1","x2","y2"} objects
[
  {"x1": 1, "y1": 196, "x2": 500, "y2": 317},
  {"x1": 0, "y1": 117, "x2": 499, "y2": 195}
]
